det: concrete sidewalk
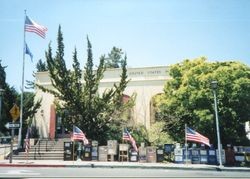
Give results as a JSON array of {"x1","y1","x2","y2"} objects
[{"x1": 0, "y1": 159, "x2": 250, "y2": 172}]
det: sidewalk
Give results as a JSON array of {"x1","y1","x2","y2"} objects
[{"x1": 0, "y1": 159, "x2": 250, "y2": 172}]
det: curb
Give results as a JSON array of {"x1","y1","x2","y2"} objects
[
  {"x1": 0, "y1": 163, "x2": 249, "y2": 172},
  {"x1": 0, "y1": 163, "x2": 220, "y2": 171},
  {"x1": 0, "y1": 164, "x2": 65, "y2": 168}
]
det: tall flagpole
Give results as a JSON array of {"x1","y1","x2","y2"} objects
[
  {"x1": 185, "y1": 124, "x2": 188, "y2": 164},
  {"x1": 18, "y1": 10, "x2": 27, "y2": 149}
]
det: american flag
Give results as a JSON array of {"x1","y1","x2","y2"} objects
[
  {"x1": 25, "y1": 16, "x2": 47, "y2": 39},
  {"x1": 122, "y1": 129, "x2": 138, "y2": 152},
  {"x1": 186, "y1": 127, "x2": 210, "y2": 147},
  {"x1": 25, "y1": 128, "x2": 30, "y2": 154},
  {"x1": 122, "y1": 129, "x2": 131, "y2": 141},
  {"x1": 71, "y1": 126, "x2": 89, "y2": 145}
]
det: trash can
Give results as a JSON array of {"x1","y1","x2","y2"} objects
[
  {"x1": 64, "y1": 141, "x2": 73, "y2": 161},
  {"x1": 225, "y1": 146, "x2": 235, "y2": 166},
  {"x1": 146, "y1": 146, "x2": 157, "y2": 163}
]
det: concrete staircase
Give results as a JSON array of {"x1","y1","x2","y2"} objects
[{"x1": 12, "y1": 138, "x2": 70, "y2": 160}]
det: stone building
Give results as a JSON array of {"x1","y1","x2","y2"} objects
[{"x1": 34, "y1": 66, "x2": 170, "y2": 138}]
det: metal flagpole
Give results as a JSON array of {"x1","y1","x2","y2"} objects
[
  {"x1": 18, "y1": 9, "x2": 27, "y2": 149},
  {"x1": 72, "y1": 125, "x2": 75, "y2": 163},
  {"x1": 72, "y1": 141, "x2": 75, "y2": 163},
  {"x1": 185, "y1": 124, "x2": 188, "y2": 164},
  {"x1": 122, "y1": 127, "x2": 124, "y2": 163}
]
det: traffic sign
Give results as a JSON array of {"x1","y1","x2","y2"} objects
[
  {"x1": 5, "y1": 122, "x2": 20, "y2": 129},
  {"x1": 9, "y1": 104, "x2": 20, "y2": 121}
]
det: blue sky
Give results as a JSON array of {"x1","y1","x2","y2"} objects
[{"x1": 1, "y1": 0, "x2": 250, "y2": 91}]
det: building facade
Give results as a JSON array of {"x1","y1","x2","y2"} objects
[{"x1": 34, "y1": 66, "x2": 170, "y2": 138}]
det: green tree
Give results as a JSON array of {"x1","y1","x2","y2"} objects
[
  {"x1": 104, "y1": 47, "x2": 125, "y2": 68},
  {"x1": 0, "y1": 60, "x2": 40, "y2": 140},
  {"x1": 147, "y1": 121, "x2": 174, "y2": 146},
  {"x1": 37, "y1": 26, "x2": 133, "y2": 143},
  {"x1": 156, "y1": 57, "x2": 250, "y2": 147},
  {"x1": 0, "y1": 60, "x2": 18, "y2": 135}
]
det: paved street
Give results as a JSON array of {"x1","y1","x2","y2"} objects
[{"x1": 0, "y1": 167, "x2": 249, "y2": 179}]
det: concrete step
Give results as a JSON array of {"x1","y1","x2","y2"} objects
[
  {"x1": 29, "y1": 147, "x2": 63, "y2": 151},
  {"x1": 11, "y1": 138, "x2": 69, "y2": 161},
  {"x1": 12, "y1": 151, "x2": 64, "y2": 160},
  {"x1": 17, "y1": 152, "x2": 63, "y2": 156},
  {"x1": 13, "y1": 156, "x2": 64, "y2": 160}
]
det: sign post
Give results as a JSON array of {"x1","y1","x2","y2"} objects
[
  {"x1": 9, "y1": 127, "x2": 14, "y2": 163},
  {"x1": 8, "y1": 104, "x2": 20, "y2": 163}
]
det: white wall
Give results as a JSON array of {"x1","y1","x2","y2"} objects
[{"x1": 34, "y1": 66, "x2": 170, "y2": 138}]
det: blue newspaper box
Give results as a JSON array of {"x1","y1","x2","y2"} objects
[
  {"x1": 200, "y1": 149, "x2": 208, "y2": 164},
  {"x1": 164, "y1": 144, "x2": 174, "y2": 154},
  {"x1": 208, "y1": 149, "x2": 217, "y2": 165},
  {"x1": 191, "y1": 149, "x2": 200, "y2": 164}
]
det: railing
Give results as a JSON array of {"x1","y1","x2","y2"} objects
[
  {"x1": 32, "y1": 138, "x2": 57, "y2": 159},
  {"x1": 34, "y1": 139, "x2": 41, "y2": 159}
]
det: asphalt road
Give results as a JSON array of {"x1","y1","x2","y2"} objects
[{"x1": 0, "y1": 167, "x2": 249, "y2": 179}]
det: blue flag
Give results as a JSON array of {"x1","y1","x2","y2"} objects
[{"x1": 25, "y1": 43, "x2": 33, "y2": 61}]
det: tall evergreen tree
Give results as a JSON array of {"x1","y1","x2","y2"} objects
[{"x1": 38, "y1": 26, "x2": 133, "y2": 143}]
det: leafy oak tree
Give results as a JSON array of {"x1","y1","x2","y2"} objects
[
  {"x1": 37, "y1": 26, "x2": 134, "y2": 143},
  {"x1": 155, "y1": 57, "x2": 250, "y2": 147}
]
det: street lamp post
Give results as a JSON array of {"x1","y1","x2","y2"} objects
[
  {"x1": 0, "y1": 88, "x2": 4, "y2": 121},
  {"x1": 211, "y1": 80, "x2": 223, "y2": 167}
]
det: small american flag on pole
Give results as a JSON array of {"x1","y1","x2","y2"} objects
[
  {"x1": 25, "y1": 128, "x2": 30, "y2": 154},
  {"x1": 71, "y1": 126, "x2": 89, "y2": 145},
  {"x1": 186, "y1": 127, "x2": 210, "y2": 147},
  {"x1": 122, "y1": 128, "x2": 138, "y2": 152},
  {"x1": 25, "y1": 16, "x2": 47, "y2": 39}
]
